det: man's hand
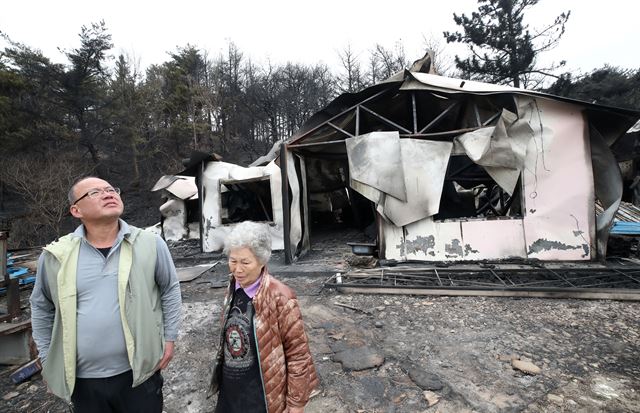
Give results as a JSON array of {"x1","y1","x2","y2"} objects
[
  {"x1": 156, "y1": 341, "x2": 175, "y2": 370},
  {"x1": 287, "y1": 407, "x2": 304, "y2": 413}
]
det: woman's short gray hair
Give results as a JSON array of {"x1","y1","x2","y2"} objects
[{"x1": 224, "y1": 221, "x2": 272, "y2": 264}]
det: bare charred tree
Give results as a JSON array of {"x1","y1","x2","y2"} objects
[
  {"x1": 199, "y1": 50, "x2": 217, "y2": 151},
  {"x1": 278, "y1": 62, "x2": 336, "y2": 138},
  {"x1": 257, "y1": 62, "x2": 283, "y2": 146},
  {"x1": 372, "y1": 42, "x2": 409, "y2": 79},
  {"x1": 212, "y1": 42, "x2": 246, "y2": 158},
  {"x1": 235, "y1": 59, "x2": 268, "y2": 160},
  {"x1": 0, "y1": 153, "x2": 93, "y2": 246},
  {"x1": 338, "y1": 44, "x2": 365, "y2": 93},
  {"x1": 111, "y1": 54, "x2": 145, "y2": 186},
  {"x1": 311, "y1": 64, "x2": 336, "y2": 109},
  {"x1": 421, "y1": 34, "x2": 456, "y2": 76}
]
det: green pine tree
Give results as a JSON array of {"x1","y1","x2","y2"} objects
[{"x1": 444, "y1": 0, "x2": 570, "y2": 88}]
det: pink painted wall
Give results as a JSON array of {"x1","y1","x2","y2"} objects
[{"x1": 384, "y1": 96, "x2": 596, "y2": 262}]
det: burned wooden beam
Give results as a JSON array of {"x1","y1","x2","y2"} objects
[{"x1": 1, "y1": 231, "x2": 21, "y2": 322}]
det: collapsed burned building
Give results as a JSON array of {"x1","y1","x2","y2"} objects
[
  {"x1": 275, "y1": 69, "x2": 639, "y2": 263},
  {"x1": 176, "y1": 67, "x2": 638, "y2": 263},
  {"x1": 153, "y1": 152, "x2": 284, "y2": 252},
  {"x1": 198, "y1": 160, "x2": 284, "y2": 252}
]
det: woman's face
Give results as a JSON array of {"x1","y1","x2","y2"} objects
[{"x1": 228, "y1": 247, "x2": 264, "y2": 288}]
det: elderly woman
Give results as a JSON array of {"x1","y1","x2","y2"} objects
[{"x1": 209, "y1": 221, "x2": 318, "y2": 413}]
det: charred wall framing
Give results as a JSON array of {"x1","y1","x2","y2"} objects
[
  {"x1": 287, "y1": 86, "x2": 513, "y2": 149},
  {"x1": 288, "y1": 86, "x2": 502, "y2": 147}
]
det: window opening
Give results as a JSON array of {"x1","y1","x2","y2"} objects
[
  {"x1": 220, "y1": 177, "x2": 273, "y2": 224},
  {"x1": 434, "y1": 154, "x2": 523, "y2": 220}
]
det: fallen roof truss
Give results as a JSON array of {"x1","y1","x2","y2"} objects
[{"x1": 325, "y1": 263, "x2": 640, "y2": 300}]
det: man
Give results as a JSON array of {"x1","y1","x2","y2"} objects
[{"x1": 30, "y1": 176, "x2": 182, "y2": 412}]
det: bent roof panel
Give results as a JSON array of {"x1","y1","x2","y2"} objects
[{"x1": 288, "y1": 71, "x2": 640, "y2": 148}]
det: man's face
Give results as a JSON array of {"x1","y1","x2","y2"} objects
[{"x1": 70, "y1": 178, "x2": 124, "y2": 223}]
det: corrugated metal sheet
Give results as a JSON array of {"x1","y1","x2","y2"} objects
[
  {"x1": 596, "y1": 201, "x2": 640, "y2": 222},
  {"x1": 610, "y1": 222, "x2": 640, "y2": 235},
  {"x1": 596, "y1": 201, "x2": 640, "y2": 236}
]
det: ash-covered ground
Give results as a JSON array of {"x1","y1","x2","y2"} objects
[
  {"x1": 1, "y1": 235, "x2": 639, "y2": 412},
  {"x1": 164, "y1": 270, "x2": 640, "y2": 413}
]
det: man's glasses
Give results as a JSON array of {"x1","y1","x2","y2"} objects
[{"x1": 73, "y1": 187, "x2": 120, "y2": 205}]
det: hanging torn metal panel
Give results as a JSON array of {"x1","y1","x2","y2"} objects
[
  {"x1": 286, "y1": 150, "x2": 303, "y2": 257},
  {"x1": 383, "y1": 139, "x2": 452, "y2": 226},
  {"x1": 346, "y1": 133, "x2": 452, "y2": 226},
  {"x1": 345, "y1": 132, "x2": 407, "y2": 203}
]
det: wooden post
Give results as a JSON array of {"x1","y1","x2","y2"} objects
[
  {"x1": 1, "y1": 231, "x2": 20, "y2": 320},
  {"x1": 199, "y1": 161, "x2": 205, "y2": 253}
]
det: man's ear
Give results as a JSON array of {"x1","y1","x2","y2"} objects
[{"x1": 70, "y1": 205, "x2": 82, "y2": 219}]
